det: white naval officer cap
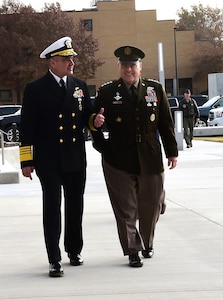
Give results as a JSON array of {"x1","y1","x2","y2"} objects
[{"x1": 40, "y1": 36, "x2": 78, "y2": 59}]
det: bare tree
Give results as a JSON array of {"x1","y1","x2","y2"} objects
[
  {"x1": 73, "y1": 19, "x2": 104, "y2": 80},
  {"x1": 177, "y1": 4, "x2": 223, "y2": 46},
  {"x1": 176, "y1": 4, "x2": 223, "y2": 82},
  {"x1": 0, "y1": 0, "x2": 103, "y2": 103}
]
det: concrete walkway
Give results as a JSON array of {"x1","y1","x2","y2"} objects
[{"x1": 0, "y1": 140, "x2": 223, "y2": 299}]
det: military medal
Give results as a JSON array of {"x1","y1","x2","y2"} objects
[
  {"x1": 145, "y1": 86, "x2": 158, "y2": 106},
  {"x1": 150, "y1": 113, "x2": 155, "y2": 122},
  {"x1": 78, "y1": 98, "x2": 82, "y2": 111},
  {"x1": 73, "y1": 87, "x2": 84, "y2": 111},
  {"x1": 116, "y1": 117, "x2": 122, "y2": 122}
]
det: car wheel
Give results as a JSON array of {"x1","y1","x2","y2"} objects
[
  {"x1": 194, "y1": 119, "x2": 207, "y2": 127},
  {"x1": 5, "y1": 126, "x2": 20, "y2": 142}
]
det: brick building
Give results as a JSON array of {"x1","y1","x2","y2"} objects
[
  {"x1": 68, "y1": 0, "x2": 207, "y2": 97},
  {"x1": 0, "y1": 0, "x2": 208, "y2": 104}
]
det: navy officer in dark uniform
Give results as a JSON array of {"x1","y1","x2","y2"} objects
[
  {"x1": 19, "y1": 36, "x2": 104, "y2": 277},
  {"x1": 91, "y1": 46, "x2": 178, "y2": 267}
]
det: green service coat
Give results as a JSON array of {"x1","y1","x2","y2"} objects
[{"x1": 92, "y1": 77, "x2": 178, "y2": 174}]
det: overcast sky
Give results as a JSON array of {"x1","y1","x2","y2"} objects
[{"x1": 1, "y1": 0, "x2": 223, "y2": 20}]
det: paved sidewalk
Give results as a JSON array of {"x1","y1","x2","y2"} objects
[{"x1": 0, "y1": 140, "x2": 223, "y2": 299}]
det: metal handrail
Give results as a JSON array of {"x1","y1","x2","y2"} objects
[
  {"x1": 0, "y1": 125, "x2": 19, "y2": 167},
  {"x1": 0, "y1": 129, "x2": 6, "y2": 166}
]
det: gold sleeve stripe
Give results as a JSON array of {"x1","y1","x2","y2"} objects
[
  {"x1": 50, "y1": 49, "x2": 74, "y2": 57},
  {"x1": 20, "y1": 146, "x2": 33, "y2": 162},
  {"x1": 89, "y1": 113, "x2": 97, "y2": 131}
]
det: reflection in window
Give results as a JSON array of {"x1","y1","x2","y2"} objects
[{"x1": 84, "y1": 19, "x2": 93, "y2": 31}]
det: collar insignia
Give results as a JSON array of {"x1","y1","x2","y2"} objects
[
  {"x1": 114, "y1": 92, "x2": 122, "y2": 101},
  {"x1": 113, "y1": 92, "x2": 123, "y2": 104}
]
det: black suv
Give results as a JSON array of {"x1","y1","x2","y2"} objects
[
  {"x1": 0, "y1": 105, "x2": 21, "y2": 117},
  {"x1": 168, "y1": 97, "x2": 179, "y2": 120},
  {"x1": 171, "y1": 95, "x2": 208, "y2": 106},
  {"x1": 167, "y1": 95, "x2": 208, "y2": 123},
  {"x1": 0, "y1": 105, "x2": 92, "y2": 142},
  {"x1": 0, "y1": 105, "x2": 21, "y2": 142}
]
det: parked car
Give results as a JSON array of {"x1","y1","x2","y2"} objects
[
  {"x1": 0, "y1": 108, "x2": 92, "y2": 142},
  {"x1": 0, "y1": 104, "x2": 21, "y2": 117},
  {"x1": 167, "y1": 95, "x2": 208, "y2": 120},
  {"x1": 0, "y1": 108, "x2": 21, "y2": 142},
  {"x1": 171, "y1": 95, "x2": 208, "y2": 107},
  {"x1": 167, "y1": 97, "x2": 179, "y2": 120},
  {"x1": 190, "y1": 95, "x2": 208, "y2": 107},
  {"x1": 207, "y1": 106, "x2": 223, "y2": 126},
  {"x1": 195, "y1": 95, "x2": 223, "y2": 127}
]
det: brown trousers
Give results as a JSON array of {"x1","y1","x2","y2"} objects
[{"x1": 102, "y1": 159, "x2": 165, "y2": 256}]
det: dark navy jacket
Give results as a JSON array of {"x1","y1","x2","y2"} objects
[{"x1": 20, "y1": 71, "x2": 93, "y2": 172}]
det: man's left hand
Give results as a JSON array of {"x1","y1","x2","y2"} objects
[
  {"x1": 94, "y1": 107, "x2": 105, "y2": 128},
  {"x1": 168, "y1": 157, "x2": 177, "y2": 169}
]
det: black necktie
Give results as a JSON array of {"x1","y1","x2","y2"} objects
[
  {"x1": 130, "y1": 85, "x2": 138, "y2": 102},
  {"x1": 59, "y1": 78, "x2": 66, "y2": 94}
]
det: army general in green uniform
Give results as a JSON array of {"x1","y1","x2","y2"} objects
[{"x1": 91, "y1": 46, "x2": 178, "y2": 268}]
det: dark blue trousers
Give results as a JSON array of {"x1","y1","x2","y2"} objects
[{"x1": 36, "y1": 168, "x2": 86, "y2": 263}]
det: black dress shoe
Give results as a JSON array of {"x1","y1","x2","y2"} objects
[
  {"x1": 49, "y1": 261, "x2": 64, "y2": 277},
  {"x1": 69, "y1": 254, "x2": 84, "y2": 266},
  {"x1": 142, "y1": 248, "x2": 154, "y2": 258},
  {"x1": 129, "y1": 253, "x2": 143, "y2": 267}
]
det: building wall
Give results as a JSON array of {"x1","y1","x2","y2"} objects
[
  {"x1": 0, "y1": 0, "x2": 207, "y2": 104},
  {"x1": 70, "y1": 0, "x2": 205, "y2": 95}
]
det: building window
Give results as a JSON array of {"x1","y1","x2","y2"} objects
[
  {"x1": 165, "y1": 78, "x2": 192, "y2": 96},
  {"x1": 0, "y1": 90, "x2": 12, "y2": 102},
  {"x1": 87, "y1": 85, "x2": 96, "y2": 97},
  {"x1": 84, "y1": 19, "x2": 93, "y2": 31},
  {"x1": 179, "y1": 78, "x2": 192, "y2": 95},
  {"x1": 165, "y1": 79, "x2": 173, "y2": 96}
]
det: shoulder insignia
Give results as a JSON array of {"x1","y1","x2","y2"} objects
[
  {"x1": 143, "y1": 78, "x2": 160, "y2": 84},
  {"x1": 100, "y1": 80, "x2": 116, "y2": 88}
]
